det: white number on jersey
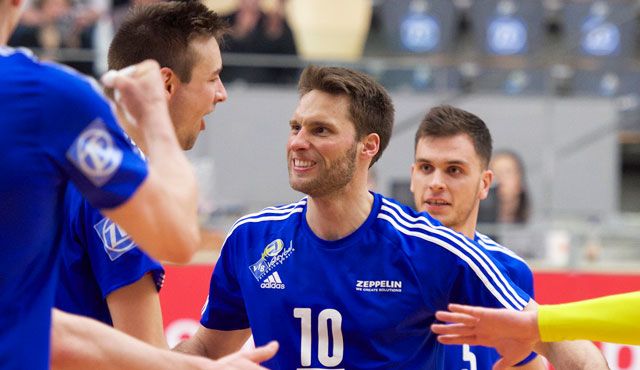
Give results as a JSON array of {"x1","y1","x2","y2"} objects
[
  {"x1": 293, "y1": 308, "x2": 344, "y2": 369},
  {"x1": 462, "y1": 344, "x2": 477, "y2": 370}
]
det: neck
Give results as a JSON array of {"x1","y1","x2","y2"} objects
[
  {"x1": 0, "y1": 3, "x2": 20, "y2": 46},
  {"x1": 116, "y1": 108, "x2": 148, "y2": 154},
  {"x1": 1, "y1": 21, "x2": 12, "y2": 46},
  {"x1": 305, "y1": 182, "x2": 374, "y2": 241},
  {"x1": 453, "y1": 208, "x2": 479, "y2": 240},
  {"x1": 457, "y1": 223, "x2": 476, "y2": 240}
]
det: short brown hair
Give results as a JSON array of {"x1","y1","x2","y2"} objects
[
  {"x1": 415, "y1": 105, "x2": 493, "y2": 168},
  {"x1": 108, "y1": 1, "x2": 227, "y2": 83},
  {"x1": 298, "y1": 65, "x2": 394, "y2": 166}
]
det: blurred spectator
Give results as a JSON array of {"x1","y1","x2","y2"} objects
[
  {"x1": 222, "y1": 0, "x2": 297, "y2": 84},
  {"x1": 490, "y1": 150, "x2": 530, "y2": 223},
  {"x1": 9, "y1": 0, "x2": 107, "y2": 76}
]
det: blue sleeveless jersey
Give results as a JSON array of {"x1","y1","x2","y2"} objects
[
  {"x1": 55, "y1": 179, "x2": 164, "y2": 325},
  {"x1": 202, "y1": 193, "x2": 531, "y2": 369},
  {"x1": 443, "y1": 231, "x2": 537, "y2": 369},
  {"x1": 0, "y1": 47, "x2": 147, "y2": 369}
]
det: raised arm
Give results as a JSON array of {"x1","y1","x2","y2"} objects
[{"x1": 100, "y1": 60, "x2": 199, "y2": 263}]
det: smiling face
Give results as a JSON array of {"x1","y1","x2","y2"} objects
[
  {"x1": 287, "y1": 90, "x2": 360, "y2": 198},
  {"x1": 166, "y1": 36, "x2": 227, "y2": 150},
  {"x1": 410, "y1": 133, "x2": 493, "y2": 237}
]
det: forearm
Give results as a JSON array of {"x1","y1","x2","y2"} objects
[
  {"x1": 174, "y1": 327, "x2": 252, "y2": 360},
  {"x1": 535, "y1": 340, "x2": 609, "y2": 370},
  {"x1": 51, "y1": 310, "x2": 208, "y2": 370},
  {"x1": 539, "y1": 292, "x2": 640, "y2": 345},
  {"x1": 146, "y1": 150, "x2": 200, "y2": 257},
  {"x1": 174, "y1": 335, "x2": 212, "y2": 358},
  {"x1": 142, "y1": 107, "x2": 199, "y2": 261}
]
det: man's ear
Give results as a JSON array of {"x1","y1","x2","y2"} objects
[
  {"x1": 479, "y1": 169, "x2": 494, "y2": 200},
  {"x1": 410, "y1": 163, "x2": 416, "y2": 193},
  {"x1": 160, "y1": 67, "x2": 176, "y2": 97},
  {"x1": 361, "y1": 133, "x2": 380, "y2": 161}
]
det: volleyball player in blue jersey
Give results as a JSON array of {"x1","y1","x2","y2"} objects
[
  {"x1": 410, "y1": 105, "x2": 607, "y2": 369},
  {"x1": 55, "y1": 1, "x2": 228, "y2": 348},
  {"x1": 0, "y1": 0, "x2": 275, "y2": 367},
  {"x1": 177, "y1": 66, "x2": 535, "y2": 369}
]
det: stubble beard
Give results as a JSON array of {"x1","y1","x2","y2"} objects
[{"x1": 289, "y1": 144, "x2": 358, "y2": 198}]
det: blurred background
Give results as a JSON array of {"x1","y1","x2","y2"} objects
[{"x1": 11, "y1": 0, "x2": 640, "y2": 271}]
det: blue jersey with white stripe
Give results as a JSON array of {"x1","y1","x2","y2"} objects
[
  {"x1": 0, "y1": 47, "x2": 147, "y2": 369},
  {"x1": 443, "y1": 231, "x2": 537, "y2": 369},
  {"x1": 202, "y1": 193, "x2": 530, "y2": 370},
  {"x1": 55, "y1": 179, "x2": 164, "y2": 324}
]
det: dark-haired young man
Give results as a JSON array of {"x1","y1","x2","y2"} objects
[
  {"x1": 55, "y1": 0, "x2": 228, "y2": 348},
  {"x1": 411, "y1": 105, "x2": 607, "y2": 369}
]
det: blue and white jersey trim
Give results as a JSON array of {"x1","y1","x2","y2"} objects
[
  {"x1": 224, "y1": 199, "x2": 307, "y2": 240},
  {"x1": 378, "y1": 198, "x2": 527, "y2": 311},
  {"x1": 475, "y1": 231, "x2": 527, "y2": 264},
  {"x1": 0, "y1": 46, "x2": 35, "y2": 58}
]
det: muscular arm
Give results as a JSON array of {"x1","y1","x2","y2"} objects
[
  {"x1": 174, "y1": 326, "x2": 252, "y2": 359},
  {"x1": 100, "y1": 61, "x2": 199, "y2": 264},
  {"x1": 51, "y1": 310, "x2": 277, "y2": 370},
  {"x1": 106, "y1": 273, "x2": 168, "y2": 348}
]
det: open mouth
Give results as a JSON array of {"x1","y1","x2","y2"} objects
[{"x1": 293, "y1": 158, "x2": 316, "y2": 169}]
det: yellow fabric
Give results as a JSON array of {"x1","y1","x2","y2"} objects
[{"x1": 538, "y1": 291, "x2": 640, "y2": 345}]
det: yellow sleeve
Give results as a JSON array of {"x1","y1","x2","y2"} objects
[{"x1": 538, "y1": 291, "x2": 640, "y2": 345}]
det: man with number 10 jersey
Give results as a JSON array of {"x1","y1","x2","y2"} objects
[{"x1": 176, "y1": 66, "x2": 530, "y2": 369}]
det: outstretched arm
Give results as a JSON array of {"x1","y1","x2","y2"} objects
[
  {"x1": 174, "y1": 325, "x2": 252, "y2": 359},
  {"x1": 51, "y1": 309, "x2": 277, "y2": 370},
  {"x1": 538, "y1": 291, "x2": 640, "y2": 345},
  {"x1": 432, "y1": 303, "x2": 540, "y2": 369},
  {"x1": 432, "y1": 292, "x2": 640, "y2": 348},
  {"x1": 100, "y1": 61, "x2": 199, "y2": 264}
]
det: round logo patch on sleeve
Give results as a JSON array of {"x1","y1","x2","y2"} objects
[{"x1": 66, "y1": 118, "x2": 123, "y2": 187}]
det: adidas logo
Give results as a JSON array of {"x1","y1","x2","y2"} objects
[{"x1": 260, "y1": 271, "x2": 285, "y2": 289}]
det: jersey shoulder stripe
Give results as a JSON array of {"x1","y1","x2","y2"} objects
[
  {"x1": 378, "y1": 198, "x2": 527, "y2": 310},
  {"x1": 475, "y1": 231, "x2": 528, "y2": 264},
  {"x1": 0, "y1": 46, "x2": 35, "y2": 59},
  {"x1": 226, "y1": 199, "x2": 306, "y2": 238}
]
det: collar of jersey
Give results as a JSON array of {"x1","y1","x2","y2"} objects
[{"x1": 299, "y1": 191, "x2": 382, "y2": 250}]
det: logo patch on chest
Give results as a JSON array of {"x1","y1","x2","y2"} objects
[
  {"x1": 356, "y1": 280, "x2": 403, "y2": 293},
  {"x1": 249, "y1": 239, "x2": 294, "y2": 281},
  {"x1": 260, "y1": 271, "x2": 285, "y2": 289}
]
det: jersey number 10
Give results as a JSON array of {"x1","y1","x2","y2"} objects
[{"x1": 294, "y1": 308, "x2": 344, "y2": 369}]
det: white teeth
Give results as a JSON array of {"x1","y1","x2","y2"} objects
[
  {"x1": 427, "y1": 200, "x2": 448, "y2": 205},
  {"x1": 294, "y1": 159, "x2": 313, "y2": 168}
]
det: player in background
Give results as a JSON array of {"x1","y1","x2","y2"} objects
[
  {"x1": 410, "y1": 105, "x2": 608, "y2": 369},
  {"x1": 0, "y1": 0, "x2": 276, "y2": 367},
  {"x1": 175, "y1": 65, "x2": 535, "y2": 369},
  {"x1": 55, "y1": 1, "x2": 228, "y2": 348},
  {"x1": 433, "y1": 291, "x2": 639, "y2": 368}
]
